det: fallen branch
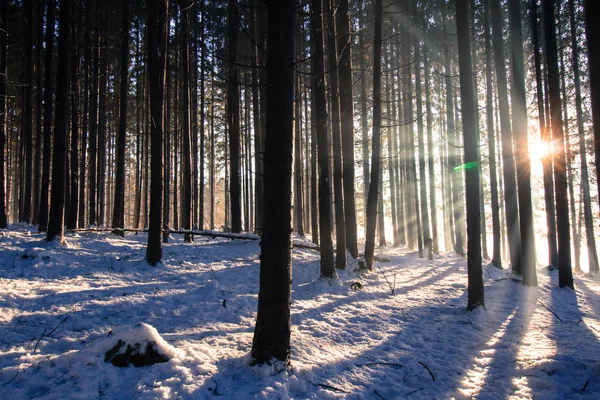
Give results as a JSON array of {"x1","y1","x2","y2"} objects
[
  {"x1": 418, "y1": 361, "x2": 435, "y2": 381},
  {"x1": 572, "y1": 380, "x2": 590, "y2": 394},
  {"x1": 308, "y1": 381, "x2": 349, "y2": 394},
  {"x1": 378, "y1": 266, "x2": 395, "y2": 295},
  {"x1": 373, "y1": 389, "x2": 386, "y2": 399},
  {"x1": 536, "y1": 300, "x2": 563, "y2": 322},
  {"x1": 0, "y1": 370, "x2": 20, "y2": 386},
  {"x1": 363, "y1": 362, "x2": 403, "y2": 368},
  {"x1": 33, "y1": 329, "x2": 47, "y2": 352},
  {"x1": 46, "y1": 316, "x2": 69, "y2": 338}
]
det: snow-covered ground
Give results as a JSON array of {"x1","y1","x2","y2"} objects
[{"x1": 1, "y1": 224, "x2": 599, "y2": 399}]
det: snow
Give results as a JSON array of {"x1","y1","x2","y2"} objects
[{"x1": 1, "y1": 224, "x2": 599, "y2": 399}]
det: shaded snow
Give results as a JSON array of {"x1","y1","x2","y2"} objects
[{"x1": 1, "y1": 224, "x2": 599, "y2": 399}]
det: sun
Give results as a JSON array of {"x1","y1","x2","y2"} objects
[{"x1": 528, "y1": 137, "x2": 553, "y2": 162}]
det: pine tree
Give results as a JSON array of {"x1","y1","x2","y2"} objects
[
  {"x1": 251, "y1": 0, "x2": 295, "y2": 365},
  {"x1": 46, "y1": 0, "x2": 73, "y2": 242}
]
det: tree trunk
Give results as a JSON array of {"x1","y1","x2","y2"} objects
[
  {"x1": 0, "y1": 0, "x2": 7, "y2": 228},
  {"x1": 22, "y1": 0, "x2": 34, "y2": 223},
  {"x1": 414, "y1": 26, "x2": 430, "y2": 252},
  {"x1": 365, "y1": 0, "x2": 382, "y2": 271},
  {"x1": 424, "y1": 25, "x2": 438, "y2": 254},
  {"x1": 336, "y1": 0, "x2": 358, "y2": 259},
  {"x1": 570, "y1": 0, "x2": 599, "y2": 274},
  {"x1": 542, "y1": 0, "x2": 573, "y2": 288},
  {"x1": 456, "y1": 0, "x2": 484, "y2": 309},
  {"x1": 145, "y1": 0, "x2": 168, "y2": 265},
  {"x1": 490, "y1": 0, "x2": 523, "y2": 273},
  {"x1": 531, "y1": 0, "x2": 557, "y2": 268},
  {"x1": 112, "y1": 0, "x2": 129, "y2": 237},
  {"x1": 441, "y1": 1, "x2": 464, "y2": 256},
  {"x1": 294, "y1": 61, "x2": 304, "y2": 236},
  {"x1": 227, "y1": 0, "x2": 242, "y2": 233},
  {"x1": 584, "y1": 0, "x2": 600, "y2": 215},
  {"x1": 180, "y1": 0, "x2": 193, "y2": 242},
  {"x1": 484, "y1": 0, "x2": 501, "y2": 269},
  {"x1": 509, "y1": 0, "x2": 536, "y2": 285},
  {"x1": 251, "y1": 0, "x2": 294, "y2": 365},
  {"x1": 325, "y1": 0, "x2": 346, "y2": 269},
  {"x1": 310, "y1": 0, "x2": 335, "y2": 278},
  {"x1": 46, "y1": 0, "x2": 72, "y2": 242},
  {"x1": 67, "y1": 6, "x2": 79, "y2": 230}
]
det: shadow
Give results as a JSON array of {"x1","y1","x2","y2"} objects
[{"x1": 546, "y1": 279, "x2": 600, "y2": 397}]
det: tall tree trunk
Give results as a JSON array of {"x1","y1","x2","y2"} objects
[
  {"x1": 336, "y1": 0, "x2": 358, "y2": 259},
  {"x1": 198, "y1": 1, "x2": 205, "y2": 231},
  {"x1": 0, "y1": 0, "x2": 7, "y2": 228},
  {"x1": 325, "y1": 0, "x2": 346, "y2": 269},
  {"x1": 359, "y1": 16, "x2": 369, "y2": 230},
  {"x1": 67, "y1": 5, "x2": 79, "y2": 230},
  {"x1": 310, "y1": 0, "x2": 335, "y2": 278},
  {"x1": 558, "y1": 23, "x2": 580, "y2": 272},
  {"x1": 97, "y1": 21, "x2": 107, "y2": 227},
  {"x1": 365, "y1": 0, "x2": 383, "y2": 271},
  {"x1": 227, "y1": 0, "x2": 242, "y2": 233},
  {"x1": 46, "y1": 0, "x2": 72, "y2": 242},
  {"x1": 509, "y1": 0, "x2": 536, "y2": 285},
  {"x1": 584, "y1": 0, "x2": 600, "y2": 214},
  {"x1": 253, "y1": 2, "x2": 264, "y2": 234},
  {"x1": 531, "y1": 0, "x2": 557, "y2": 267},
  {"x1": 145, "y1": 0, "x2": 168, "y2": 265},
  {"x1": 456, "y1": 0, "x2": 484, "y2": 309},
  {"x1": 88, "y1": 8, "x2": 99, "y2": 226},
  {"x1": 33, "y1": 1, "x2": 43, "y2": 224},
  {"x1": 251, "y1": 0, "x2": 294, "y2": 365},
  {"x1": 423, "y1": 25, "x2": 438, "y2": 254},
  {"x1": 490, "y1": 0, "x2": 523, "y2": 273},
  {"x1": 484, "y1": 0, "x2": 501, "y2": 269},
  {"x1": 112, "y1": 0, "x2": 129, "y2": 237},
  {"x1": 385, "y1": 52, "x2": 397, "y2": 247},
  {"x1": 543, "y1": 0, "x2": 573, "y2": 288},
  {"x1": 181, "y1": 0, "x2": 193, "y2": 241},
  {"x1": 414, "y1": 25, "x2": 430, "y2": 252},
  {"x1": 441, "y1": 1, "x2": 464, "y2": 256},
  {"x1": 294, "y1": 61, "x2": 304, "y2": 236},
  {"x1": 22, "y1": 0, "x2": 34, "y2": 223},
  {"x1": 570, "y1": 0, "x2": 599, "y2": 274}
]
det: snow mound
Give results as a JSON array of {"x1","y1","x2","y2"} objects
[{"x1": 99, "y1": 323, "x2": 180, "y2": 367}]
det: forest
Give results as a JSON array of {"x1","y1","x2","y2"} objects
[{"x1": 1, "y1": 0, "x2": 600, "y2": 398}]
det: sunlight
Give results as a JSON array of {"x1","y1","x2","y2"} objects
[{"x1": 528, "y1": 136, "x2": 553, "y2": 162}]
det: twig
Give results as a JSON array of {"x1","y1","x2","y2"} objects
[
  {"x1": 46, "y1": 316, "x2": 69, "y2": 337},
  {"x1": 373, "y1": 389, "x2": 386, "y2": 399},
  {"x1": 572, "y1": 379, "x2": 590, "y2": 394},
  {"x1": 363, "y1": 362, "x2": 403, "y2": 368},
  {"x1": 404, "y1": 388, "x2": 422, "y2": 396},
  {"x1": 418, "y1": 361, "x2": 435, "y2": 381},
  {"x1": 536, "y1": 300, "x2": 563, "y2": 322},
  {"x1": 308, "y1": 381, "x2": 349, "y2": 394},
  {"x1": 378, "y1": 266, "x2": 395, "y2": 295},
  {"x1": 0, "y1": 370, "x2": 20, "y2": 386},
  {"x1": 33, "y1": 329, "x2": 47, "y2": 352}
]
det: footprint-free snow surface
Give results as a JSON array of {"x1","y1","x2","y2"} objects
[{"x1": 1, "y1": 225, "x2": 599, "y2": 399}]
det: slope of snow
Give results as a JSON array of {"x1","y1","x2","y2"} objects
[{"x1": 0, "y1": 224, "x2": 599, "y2": 399}]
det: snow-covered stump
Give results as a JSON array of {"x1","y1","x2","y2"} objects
[{"x1": 103, "y1": 323, "x2": 176, "y2": 367}]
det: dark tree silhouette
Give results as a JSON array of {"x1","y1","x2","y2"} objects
[
  {"x1": 112, "y1": 0, "x2": 130, "y2": 237},
  {"x1": 0, "y1": 0, "x2": 7, "y2": 228},
  {"x1": 46, "y1": 0, "x2": 72, "y2": 242},
  {"x1": 310, "y1": 0, "x2": 335, "y2": 278},
  {"x1": 365, "y1": 0, "x2": 382, "y2": 272},
  {"x1": 145, "y1": 0, "x2": 169, "y2": 265},
  {"x1": 543, "y1": 0, "x2": 573, "y2": 288},
  {"x1": 455, "y1": 0, "x2": 484, "y2": 309},
  {"x1": 251, "y1": 0, "x2": 295, "y2": 364}
]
